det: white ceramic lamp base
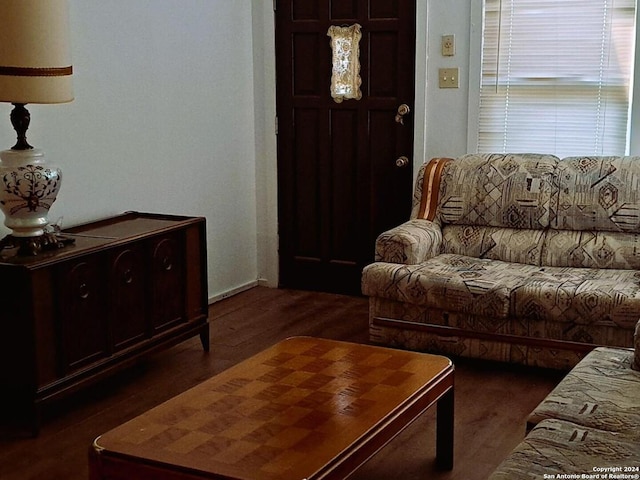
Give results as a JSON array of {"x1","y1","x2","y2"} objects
[
  {"x1": 0, "y1": 148, "x2": 60, "y2": 237},
  {"x1": 0, "y1": 148, "x2": 73, "y2": 255}
]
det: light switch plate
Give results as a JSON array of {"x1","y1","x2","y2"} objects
[
  {"x1": 439, "y1": 68, "x2": 459, "y2": 88},
  {"x1": 442, "y1": 34, "x2": 455, "y2": 56}
]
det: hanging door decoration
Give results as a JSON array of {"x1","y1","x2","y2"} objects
[{"x1": 327, "y1": 24, "x2": 362, "y2": 103}]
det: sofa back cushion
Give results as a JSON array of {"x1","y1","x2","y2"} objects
[
  {"x1": 436, "y1": 153, "x2": 559, "y2": 229},
  {"x1": 442, "y1": 225, "x2": 545, "y2": 266},
  {"x1": 553, "y1": 156, "x2": 640, "y2": 232},
  {"x1": 540, "y1": 229, "x2": 640, "y2": 269}
]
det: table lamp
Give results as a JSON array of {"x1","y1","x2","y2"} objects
[{"x1": 0, "y1": 0, "x2": 74, "y2": 255}]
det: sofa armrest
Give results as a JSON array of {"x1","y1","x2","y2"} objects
[
  {"x1": 633, "y1": 320, "x2": 640, "y2": 371},
  {"x1": 374, "y1": 219, "x2": 442, "y2": 264}
]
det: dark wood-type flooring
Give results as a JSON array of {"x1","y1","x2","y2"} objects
[{"x1": 0, "y1": 287, "x2": 564, "y2": 479}]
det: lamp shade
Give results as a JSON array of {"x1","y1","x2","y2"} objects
[{"x1": 0, "y1": 0, "x2": 73, "y2": 104}]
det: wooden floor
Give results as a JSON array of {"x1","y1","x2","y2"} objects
[{"x1": 0, "y1": 287, "x2": 564, "y2": 480}]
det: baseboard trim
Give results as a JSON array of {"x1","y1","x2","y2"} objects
[
  {"x1": 372, "y1": 316, "x2": 598, "y2": 353},
  {"x1": 208, "y1": 281, "x2": 259, "y2": 304}
]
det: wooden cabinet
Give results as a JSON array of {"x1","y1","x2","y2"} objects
[{"x1": 0, "y1": 212, "x2": 209, "y2": 432}]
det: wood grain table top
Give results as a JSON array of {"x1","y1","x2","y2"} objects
[{"x1": 91, "y1": 336, "x2": 454, "y2": 480}]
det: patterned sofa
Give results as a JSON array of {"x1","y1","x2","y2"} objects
[
  {"x1": 362, "y1": 154, "x2": 640, "y2": 369},
  {"x1": 489, "y1": 344, "x2": 640, "y2": 478}
]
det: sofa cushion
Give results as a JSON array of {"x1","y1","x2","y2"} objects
[
  {"x1": 489, "y1": 418, "x2": 640, "y2": 480},
  {"x1": 437, "y1": 153, "x2": 558, "y2": 229},
  {"x1": 553, "y1": 156, "x2": 640, "y2": 232},
  {"x1": 527, "y1": 347, "x2": 640, "y2": 434},
  {"x1": 364, "y1": 253, "x2": 640, "y2": 327},
  {"x1": 442, "y1": 225, "x2": 544, "y2": 265},
  {"x1": 542, "y1": 229, "x2": 640, "y2": 269},
  {"x1": 512, "y1": 267, "x2": 640, "y2": 327},
  {"x1": 362, "y1": 254, "x2": 542, "y2": 319}
]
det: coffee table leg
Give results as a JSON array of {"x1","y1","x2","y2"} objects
[{"x1": 436, "y1": 387, "x2": 454, "y2": 470}]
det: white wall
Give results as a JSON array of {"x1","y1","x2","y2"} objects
[
  {"x1": 420, "y1": 0, "x2": 473, "y2": 163},
  {"x1": 251, "y1": 0, "x2": 279, "y2": 289},
  {"x1": 0, "y1": 1, "x2": 260, "y2": 301}
]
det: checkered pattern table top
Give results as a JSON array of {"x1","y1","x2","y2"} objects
[{"x1": 92, "y1": 336, "x2": 452, "y2": 480}]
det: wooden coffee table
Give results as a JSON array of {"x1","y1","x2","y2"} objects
[{"x1": 90, "y1": 337, "x2": 454, "y2": 480}]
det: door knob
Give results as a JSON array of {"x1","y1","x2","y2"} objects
[
  {"x1": 396, "y1": 156, "x2": 409, "y2": 168},
  {"x1": 395, "y1": 104, "x2": 411, "y2": 124}
]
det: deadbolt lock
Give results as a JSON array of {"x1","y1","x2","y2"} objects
[
  {"x1": 395, "y1": 104, "x2": 411, "y2": 124},
  {"x1": 396, "y1": 156, "x2": 409, "y2": 168}
]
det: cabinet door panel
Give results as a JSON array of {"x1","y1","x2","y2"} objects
[
  {"x1": 150, "y1": 233, "x2": 185, "y2": 332},
  {"x1": 57, "y1": 258, "x2": 108, "y2": 372},
  {"x1": 110, "y1": 246, "x2": 147, "y2": 350}
]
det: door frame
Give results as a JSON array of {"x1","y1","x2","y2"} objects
[{"x1": 251, "y1": 0, "x2": 429, "y2": 289}]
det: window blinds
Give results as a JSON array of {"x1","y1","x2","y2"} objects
[{"x1": 477, "y1": 0, "x2": 636, "y2": 157}]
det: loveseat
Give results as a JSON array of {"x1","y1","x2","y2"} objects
[{"x1": 362, "y1": 154, "x2": 640, "y2": 369}]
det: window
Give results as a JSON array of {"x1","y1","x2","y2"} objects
[{"x1": 471, "y1": 0, "x2": 637, "y2": 157}]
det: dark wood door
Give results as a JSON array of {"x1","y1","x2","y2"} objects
[{"x1": 276, "y1": 0, "x2": 416, "y2": 295}]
